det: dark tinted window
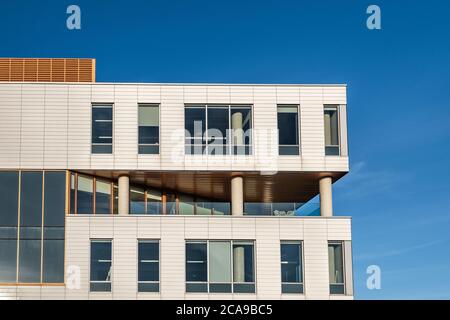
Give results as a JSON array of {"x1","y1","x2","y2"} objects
[
  {"x1": 92, "y1": 105, "x2": 113, "y2": 154},
  {"x1": 281, "y1": 243, "x2": 302, "y2": 283},
  {"x1": 20, "y1": 172, "x2": 43, "y2": 227},
  {"x1": 185, "y1": 107, "x2": 206, "y2": 150},
  {"x1": 0, "y1": 239, "x2": 17, "y2": 282},
  {"x1": 138, "y1": 241, "x2": 159, "y2": 284},
  {"x1": 90, "y1": 241, "x2": 112, "y2": 282},
  {"x1": 44, "y1": 171, "x2": 66, "y2": 227},
  {"x1": 19, "y1": 239, "x2": 41, "y2": 283},
  {"x1": 0, "y1": 171, "x2": 19, "y2": 227},
  {"x1": 186, "y1": 242, "x2": 207, "y2": 282},
  {"x1": 42, "y1": 239, "x2": 65, "y2": 283},
  {"x1": 278, "y1": 106, "x2": 299, "y2": 155}
]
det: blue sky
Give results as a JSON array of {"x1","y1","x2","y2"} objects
[{"x1": 1, "y1": 0, "x2": 450, "y2": 299}]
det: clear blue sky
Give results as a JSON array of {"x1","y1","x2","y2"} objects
[{"x1": 1, "y1": 0, "x2": 450, "y2": 299}]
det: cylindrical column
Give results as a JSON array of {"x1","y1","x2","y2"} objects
[
  {"x1": 231, "y1": 176, "x2": 243, "y2": 216},
  {"x1": 231, "y1": 112, "x2": 243, "y2": 145},
  {"x1": 233, "y1": 245, "x2": 245, "y2": 282},
  {"x1": 319, "y1": 176, "x2": 333, "y2": 217},
  {"x1": 118, "y1": 175, "x2": 130, "y2": 215}
]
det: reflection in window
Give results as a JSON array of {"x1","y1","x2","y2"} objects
[
  {"x1": 19, "y1": 171, "x2": 43, "y2": 283},
  {"x1": 232, "y1": 242, "x2": 255, "y2": 293},
  {"x1": 92, "y1": 104, "x2": 113, "y2": 154},
  {"x1": 324, "y1": 105, "x2": 340, "y2": 156},
  {"x1": 77, "y1": 175, "x2": 93, "y2": 214},
  {"x1": 186, "y1": 242, "x2": 208, "y2": 293},
  {"x1": 95, "y1": 180, "x2": 111, "y2": 214},
  {"x1": 328, "y1": 241, "x2": 345, "y2": 294},
  {"x1": 281, "y1": 242, "x2": 303, "y2": 293},
  {"x1": 90, "y1": 240, "x2": 112, "y2": 292},
  {"x1": 138, "y1": 104, "x2": 159, "y2": 154},
  {"x1": 0, "y1": 171, "x2": 19, "y2": 283},
  {"x1": 278, "y1": 105, "x2": 299, "y2": 155},
  {"x1": 70, "y1": 174, "x2": 115, "y2": 215},
  {"x1": 43, "y1": 171, "x2": 66, "y2": 283},
  {"x1": 130, "y1": 188, "x2": 145, "y2": 214},
  {"x1": 0, "y1": 170, "x2": 66, "y2": 284},
  {"x1": 185, "y1": 105, "x2": 252, "y2": 155},
  {"x1": 185, "y1": 240, "x2": 255, "y2": 293},
  {"x1": 185, "y1": 106, "x2": 206, "y2": 155},
  {"x1": 146, "y1": 190, "x2": 162, "y2": 215},
  {"x1": 209, "y1": 241, "x2": 232, "y2": 292},
  {"x1": 138, "y1": 240, "x2": 159, "y2": 292}
]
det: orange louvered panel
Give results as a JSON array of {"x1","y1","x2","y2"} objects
[
  {"x1": 0, "y1": 58, "x2": 96, "y2": 82},
  {"x1": 0, "y1": 59, "x2": 10, "y2": 81},
  {"x1": 37, "y1": 59, "x2": 51, "y2": 82},
  {"x1": 10, "y1": 59, "x2": 24, "y2": 81},
  {"x1": 51, "y1": 59, "x2": 66, "y2": 82},
  {"x1": 24, "y1": 59, "x2": 38, "y2": 81},
  {"x1": 79, "y1": 59, "x2": 94, "y2": 82},
  {"x1": 65, "y1": 58, "x2": 79, "y2": 82}
]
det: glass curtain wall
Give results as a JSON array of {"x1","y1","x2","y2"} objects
[{"x1": 0, "y1": 171, "x2": 66, "y2": 284}]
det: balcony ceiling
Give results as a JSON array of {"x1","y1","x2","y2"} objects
[{"x1": 79, "y1": 170, "x2": 347, "y2": 203}]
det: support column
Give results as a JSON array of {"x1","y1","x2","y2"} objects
[
  {"x1": 231, "y1": 176, "x2": 243, "y2": 216},
  {"x1": 319, "y1": 176, "x2": 333, "y2": 217},
  {"x1": 118, "y1": 175, "x2": 129, "y2": 215},
  {"x1": 233, "y1": 245, "x2": 245, "y2": 282},
  {"x1": 231, "y1": 111, "x2": 243, "y2": 145}
]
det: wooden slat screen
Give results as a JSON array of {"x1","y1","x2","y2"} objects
[{"x1": 0, "y1": 58, "x2": 96, "y2": 82}]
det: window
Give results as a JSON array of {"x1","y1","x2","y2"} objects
[
  {"x1": 185, "y1": 240, "x2": 255, "y2": 293},
  {"x1": 138, "y1": 240, "x2": 159, "y2": 292},
  {"x1": 185, "y1": 106, "x2": 206, "y2": 155},
  {"x1": 0, "y1": 170, "x2": 66, "y2": 284},
  {"x1": 70, "y1": 173, "x2": 115, "y2": 215},
  {"x1": 186, "y1": 242, "x2": 208, "y2": 292},
  {"x1": 281, "y1": 242, "x2": 303, "y2": 293},
  {"x1": 42, "y1": 171, "x2": 65, "y2": 283},
  {"x1": 130, "y1": 187, "x2": 146, "y2": 214},
  {"x1": 95, "y1": 179, "x2": 112, "y2": 214},
  {"x1": 324, "y1": 105, "x2": 340, "y2": 155},
  {"x1": 185, "y1": 105, "x2": 252, "y2": 155},
  {"x1": 0, "y1": 171, "x2": 19, "y2": 283},
  {"x1": 90, "y1": 240, "x2": 112, "y2": 292},
  {"x1": 138, "y1": 104, "x2": 159, "y2": 154},
  {"x1": 328, "y1": 241, "x2": 345, "y2": 294},
  {"x1": 77, "y1": 175, "x2": 93, "y2": 214},
  {"x1": 209, "y1": 241, "x2": 232, "y2": 292},
  {"x1": 277, "y1": 105, "x2": 299, "y2": 155},
  {"x1": 19, "y1": 171, "x2": 43, "y2": 283},
  {"x1": 92, "y1": 104, "x2": 113, "y2": 154}
]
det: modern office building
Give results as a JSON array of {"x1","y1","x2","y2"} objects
[{"x1": 0, "y1": 58, "x2": 352, "y2": 300}]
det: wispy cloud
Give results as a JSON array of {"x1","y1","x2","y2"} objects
[
  {"x1": 353, "y1": 238, "x2": 450, "y2": 262},
  {"x1": 334, "y1": 161, "x2": 410, "y2": 200}
]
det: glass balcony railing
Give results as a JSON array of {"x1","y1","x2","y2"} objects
[{"x1": 244, "y1": 202, "x2": 320, "y2": 217}]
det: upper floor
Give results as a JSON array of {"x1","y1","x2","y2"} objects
[{"x1": 0, "y1": 83, "x2": 348, "y2": 173}]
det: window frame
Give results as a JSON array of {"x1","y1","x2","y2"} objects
[
  {"x1": 89, "y1": 239, "x2": 113, "y2": 292},
  {"x1": 184, "y1": 104, "x2": 253, "y2": 156},
  {"x1": 91, "y1": 103, "x2": 114, "y2": 154},
  {"x1": 137, "y1": 239, "x2": 160, "y2": 293},
  {"x1": 328, "y1": 240, "x2": 346, "y2": 295},
  {"x1": 0, "y1": 170, "x2": 67, "y2": 285},
  {"x1": 138, "y1": 103, "x2": 160, "y2": 155},
  {"x1": 324, "y1": 105, "x2": 341, "y2": 156},
  {"x1": 280, "y1": 240, "x2": 304, "y2": 294},
  {"x1": 185, "y1": 240, "x2": 256, "y2": 294},
  {"x1": 277, "y1": 105, "x2": 300, "y2": 156}
]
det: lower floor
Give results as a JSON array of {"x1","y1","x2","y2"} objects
[{"x1": 0, "y1": 216, "x2": 353, "y2": 300}]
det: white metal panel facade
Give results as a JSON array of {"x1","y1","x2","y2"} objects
[
  {"x1": 0, "y1": 83, "x2": 348, "y2": 173},
  {"x1": 0, "y1": 216, "x2": 352, "y2": 300}
]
